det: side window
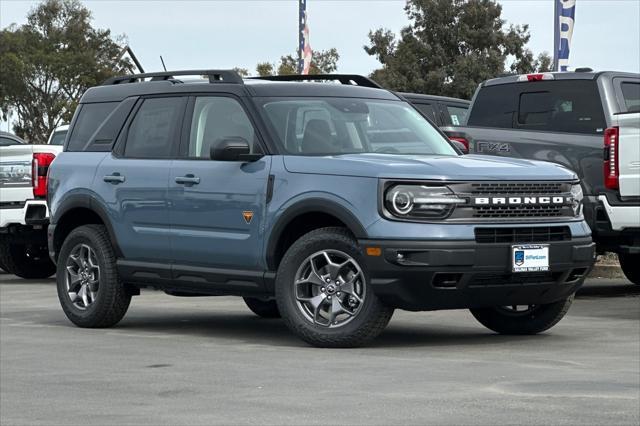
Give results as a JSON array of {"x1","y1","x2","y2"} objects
[
  {"x1": 123, "y1": 97, "x2": 184, "y2": 158},
  {"x1": 187, "y1": 97, "x2": 257, "y2": 159},
  {"x1": 0, "y1": 136, "x2": 19, "y2": 146},
  {"x1": 414, "y1": 103, "x2": 436, "y2": 122},
  {"x1": 621, "y1": 82, "x2": 640, "y2": 112},
  {"x1": 446, "y1": 105, "x2": 468, "y2": 125},
  {"x1": 67, "y1": 102, "x2": 118, "y2": 151}
]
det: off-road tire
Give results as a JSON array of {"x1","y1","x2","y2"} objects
[
  {"x1": 470, "y1": 295, "x2": 574, "y2": 335},
  {"x1": 618, "y1": 253, "x2": 639, "y2": 285},
  {"x1": 56, "y1": 225, "x2": 131, "y2": 328},
  {"x1": 275, "y1": 227, "x2": 394, "y2": 348},
  {"x1": 0, "y1": 235, "x2": 55, "y2": 279},
  {"x1": 243, "y1": 297, "x2": 281, "y2": 318}
]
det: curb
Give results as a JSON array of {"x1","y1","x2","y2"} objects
[{"x1": 588, "y1": 264, "x2": 624, "y2": 279}]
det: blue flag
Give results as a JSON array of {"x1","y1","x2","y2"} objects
[{"x1": 554, "y1": 0, "x2": 576, "y2": 71}]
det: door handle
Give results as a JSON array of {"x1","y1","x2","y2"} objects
[
  {"x1": 103, "y1": 173, "x2": 125, "y2": 184},
  {"x1": 175, "y1": 175, "x2": 200, "y2": 185}
]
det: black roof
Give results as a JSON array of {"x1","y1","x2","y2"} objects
[{"x1": 80, "y1": 70, "x2": 401, "y2": 103}]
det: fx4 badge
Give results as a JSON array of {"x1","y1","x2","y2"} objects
[
  {"x1": 242, "y1": 211, "x2": 254, "y2": 224},
  {"x1": 477, "y1": 141, "x2": 511, "y2": 153}
]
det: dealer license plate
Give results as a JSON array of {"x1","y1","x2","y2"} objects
[{"x1": 511, "y1": 244, "x2": 549, "y2": 272}]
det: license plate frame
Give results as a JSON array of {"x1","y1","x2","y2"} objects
[{"x1": 511, "y1": 244, "x2": 550, "y2": 273}]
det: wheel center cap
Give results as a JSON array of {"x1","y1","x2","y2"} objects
[{"x1": 326, "y1": 284, "x2": 337, "y2": 295}]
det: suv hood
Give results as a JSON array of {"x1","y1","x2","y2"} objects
[{"x1": 283, "y1": 154, "x2": 578, "y2": 181}]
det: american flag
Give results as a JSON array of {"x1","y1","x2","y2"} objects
[{"x1": 298, "y1": 0, "x2": 312, "y2": 75}]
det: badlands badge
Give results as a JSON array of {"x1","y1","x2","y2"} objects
[{"x1": 242, "y1": 211, "x2": 254, "y2": 224}]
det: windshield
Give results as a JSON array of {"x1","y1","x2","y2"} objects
[
  {"x1": 256, "y1": 97, "x2": 457, "y2": 156},
  {"x1": 49, "y1": 130, "x2": 68, "y2": 145}
]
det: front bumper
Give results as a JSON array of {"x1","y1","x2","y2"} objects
[{"x1": 359, "y1": 237, "x2": 595, "y2": 311}]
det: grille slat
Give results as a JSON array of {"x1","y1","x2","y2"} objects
[
  {"x1": 469, "y1": 182, "x2": 566, "y2": 194},
  {"x1": 475, "y1": 226, "x2": 571, "y2": 244}
]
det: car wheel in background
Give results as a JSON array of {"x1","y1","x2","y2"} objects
[
  {"x1": 56, "y1": 224, "x2": 131, "y2": 328},
  {"x1": 618, "y1": 253, "x2": 639, "y2": 285},
  {"x1": 0, "y1": 235, "x2": 55, "y2": 279},
  {"x1": 275, "y1": 227, "x2": 394, "y2": 348},
  {"x1": 470, "y1": 295, "x2": 574, "y2": 335}
]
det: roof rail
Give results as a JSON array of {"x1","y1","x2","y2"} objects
[
  {"x1": 250, "y1": 74, "x2": 382, "y2": 89},
  {"x1": 102, "y1": 69, "x2": 243, "y2": 85}
]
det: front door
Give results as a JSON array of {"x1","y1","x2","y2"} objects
[{"x1": 168, "y1": 95, "x2": 271, "y2": 287}]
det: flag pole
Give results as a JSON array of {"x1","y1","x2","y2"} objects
[
  {"x1": 553, "y1": 0, "x2": 560, "y2": 71},
  {"x1": 298, "y1": 0, "x2": 306, "y2": 74}
]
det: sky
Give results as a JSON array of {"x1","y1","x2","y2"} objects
[{"x1": 1, "y1": 0, "x2": 639, "y2": 75}]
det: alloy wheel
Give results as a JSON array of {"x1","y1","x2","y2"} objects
[{"x1": 65, "y1": 244, "x2": 100, "y2": 310}]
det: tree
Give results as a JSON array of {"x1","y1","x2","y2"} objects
[
  {"x1": 0, "y1": 0, "x2": 132, "y2": 143},
  {"x1": 365, "y1": 0, "x2": 552, "y2": 99},
  {"x1": 254, "y1": 48, "x2": 340, "y2": 76}
]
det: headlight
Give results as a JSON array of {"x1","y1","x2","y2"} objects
[
  {"x1": 570, "y1": 183, "x2": 584, "y2": 216},
  {"x1": 384, "y1": 184, "x2": 466, "y2": 220}
]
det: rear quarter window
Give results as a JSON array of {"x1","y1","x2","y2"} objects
[
  {"x1": 66, "y1": 102, "x2": 119, "y2": 151},
  {"x1": 621, "y1": 82, "x2": 640, "y2": 112}
]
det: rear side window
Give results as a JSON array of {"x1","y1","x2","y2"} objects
[
  {"x1": 67, "y1": 102, "x2": 118, "y2": 151},
  {"x1": 469, "y1": 80, "x2": 606, "y2": 134},
  {"x1": 414, "y1": 103, "x2": 436, "y2": 122},
  {"x1": 123, "y1": 97, "x2": 185, "y2": 159},
  {"x1": 0, "y1": 136, "x2": 20, "y2": 146},
  {"x1": 621, "y1": 82, "x2": 640, "y2": 112},
  {"x1": 49, "y1": 131, "x2": 67, "y2": 146},
  {"x1": 446, "y1": 105, "x2": 468, "y2": 125}
]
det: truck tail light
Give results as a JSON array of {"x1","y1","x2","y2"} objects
[
  {"x1": 603, "y1": 127, "x2": 619, "y2": 190},
  {"x1": 32, "y1": 152, "x2": 56, "y2": 198},
  {"x1": 449, "y1": 137, "x2": 469, "y2": 154},
  {"x1": 517, "y1": 73, "x2": 555, "y2": 82}
]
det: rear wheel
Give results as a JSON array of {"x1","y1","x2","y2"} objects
[
  {"x1": 56, "y1": 225, "x2": 131, "y2": 328},
  {"x1": 243, "y1": 297, "x2": 281, "y2": 318},
  {"x1": 275, "y1": 227, "x2": 393, "y2": 348},
  {"x1": 618, "y1": 253, "x2": 639, "y2": 285},
  {"x1": 0, "y1": 235, "x2": 55, "y2": 279},
  {"x1": 470, "y1": 295, "x2": 573, "y2": 335}
]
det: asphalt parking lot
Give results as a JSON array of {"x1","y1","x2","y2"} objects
[{"x1": 1, "y1": 272, "x2": 638, "y2": 426}]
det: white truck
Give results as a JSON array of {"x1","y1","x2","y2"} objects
[{"x1": 0, "y1": 131, "x2": 63, "y2": 278}]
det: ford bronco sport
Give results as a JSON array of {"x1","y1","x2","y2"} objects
[{"x1": 48, "y1": 71, "x2": 595, "y2": 347}]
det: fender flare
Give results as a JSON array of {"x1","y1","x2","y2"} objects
[
  {"x1": 265, "y1": 197, "x2": 368, "y2": 269},
  {"x1": 52, "y1": 194, "x2": 122, "y2": 258}
]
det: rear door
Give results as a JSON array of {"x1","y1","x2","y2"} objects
[
  {"x1": 168, "y1": 95, "x2": 271, "y2": 289},
  {"x1": 94, "y1": 96, "x2": 186, "y2": 263}
]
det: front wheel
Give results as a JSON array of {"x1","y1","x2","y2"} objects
[
  {"x1": 275, "y1": 227, "x2": 394, "y2": 348},
  {"x1": 618, "y1": 253, "x2": 639, "y2": 285},
  {"x1": 470, "y1": 295, "x2": 574, "y2": 335}
]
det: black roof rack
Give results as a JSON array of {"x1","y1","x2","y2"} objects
[
  {"x1": 102, "y1": 69, "x2": 243, "y2": 85},
  {"x1": 250, "y1": 74, "x2": 382, "y2": 89}
]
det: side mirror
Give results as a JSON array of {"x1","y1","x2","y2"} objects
[{"x1": 211, "y1": 137, "x2": 261, "y2": 161}]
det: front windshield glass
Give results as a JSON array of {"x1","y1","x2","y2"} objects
[
  {"x1": 49, "y1": 130, "x2": 68, "y2": 145},
  {"x1": 256, "y1": 97, "x2": 457, "y2": 156}
]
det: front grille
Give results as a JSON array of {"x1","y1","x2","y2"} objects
[
  {"x1": 469, "y1": 272, "x2": 561, "y2": 287},
  {"x1": 468, "y1": 182, "x2": 566, "y2": 194},
  {"x1": 472, "y1": 205, "x2": 565, "y2": 218},
  {"x1": 475, "y1": 226, "x2": 571, "y2": 243}
]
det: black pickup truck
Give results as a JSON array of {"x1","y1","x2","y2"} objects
[{"x1": 442, "y1": 71, "x2": 640, "y2": 284}]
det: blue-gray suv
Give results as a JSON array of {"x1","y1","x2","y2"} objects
[{"x1": 48, "y1": 70, "x2": 595, "y2": 347}]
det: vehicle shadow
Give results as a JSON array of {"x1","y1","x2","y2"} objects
[{"x1": 576, "y1": 282, "x2": 639, "y2": 298}]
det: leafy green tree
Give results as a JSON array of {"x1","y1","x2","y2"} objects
[
  {"x1": 0, "y1": 0, "x2": 131, "y2": 143},
  {"x1": 365, "y1": 0, "x2": 552, "y2": 99},
  {"x1": 254, "y1": 48, "x2": 340, "y2": 76}
]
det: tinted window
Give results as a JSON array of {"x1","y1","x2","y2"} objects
[
  {"x1": 469, "y1": 80, "x2": 606, "y2": 134},
  {"x1": 414, "y1": 103, "x2": 436, "y2": 122},
  {"x1": 49, "y1": 130, "x2": 67, "y2": 146},
  {"x1": 187, "y1": 97, "x2": 256, "y2": 158},
  {"x1": 67, "y1": 102, "x2": 118, "y2": 151},
  {"x1": 621, "y1": 82, "x2": 640, "y2": 112},
  {"x1": 124, "y1": 97, "x2": 184, "y2": 158},
  {"x1": 446, "y1": 105, "x2": 468, "y2": 125}
]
